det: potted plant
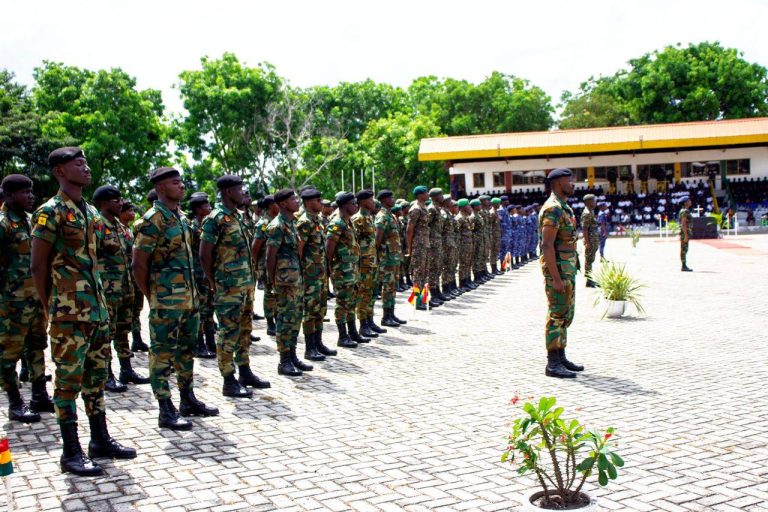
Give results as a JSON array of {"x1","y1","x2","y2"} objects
[
  {"x1": 587, "y1": 260, "x2": 645, "y2": 318},
  {"x1": 502, "y1": 396, "x2": 624, "y2": 511}
]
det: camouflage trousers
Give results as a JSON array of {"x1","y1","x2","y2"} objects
[
  {"x1": 148, "y1": 308, "x2": 198, "y2": 400},
  {"x1": 49, "y1": 321, "x2": 109, "y2": 425},
  {"x1": 428, "y1": 239, "x2": 443, "y2": 289},
  {"x1": 274, "y1": 285, "x2": 303, "y2": 352},
  {"x1": 584, "y1": 240, "x2": 599, "y2": 279},
  {"x1": 303, "y1": 278, "x2": 328, "y2": 336},
  {"x1": 332, "y1": 281, "x2": 356, "y2": 323},
  {"x1": 400, "y1": 255, "x2": 410, "y2": 283},
  {"x1": 544, "y1": 275, "x2": 576, "y2": 351},
  {"x1": 458, "y1": 240, "x2": 473, "y2": 280},
  {"x1": 490, "y1": 237, "x2": 501, "y2": 267},
  {"x1": 355, "y1": 267, "x2": 378, "y2": 319},
  {"x1": 263, "y1": 285, "x2": 277, "y2": 320},
  {"x1": 105, "y1": 293, "x2": 133, "y2": 361},
  {"x1": 380, "y1": 265, "x2": 399, "y2": 309},
  {"x1": 410, "y1": 243, "x2": 430, "y2": 288},
  {"x1": 214, "y1": 291, "x2": 252, "y2": 377},
  {"x1": 0, "y1": 298, "x2": 47, "y2": 391},
  {"x1": 441, "y1": 245, "x2": 457, "y2": 288},
  {"x1": 130, "y1": 282, "x2": 144, "y2": 333},
  {"x1": 195, "y1": 274, "x2": 215, "y2": 332},
  {"x1": 680, "y1": 239, "x2": 689, "y2": 265},
  {"x1": 474, "y1": 237, "x2": 485, "y2": 273}
]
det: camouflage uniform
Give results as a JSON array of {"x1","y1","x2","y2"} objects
[
  {"x1": 679, "y1": 208, "x2": 693, "y2": 267},
  {"x1": 408, "y1": 201, "x2": 430, "y2": 288},
  {"x1": 31, "y1": 191, "x2": 110, "y2": 425},
  {"x1": 440, "y1": 207, "x2": 456, "y2": 289},
  {"x1": 125, "y1": 223, "x2": 145, "y2": 338},
  {"x1": 375, "y1": 207, "x2": 402, "y2": 309},
  {"x1": 239, "y1": 207, "x2": 258, "y2": 322},
  {"x1": 398, "y1": 212, "x2": 410, "y2": 284},
  {"x1": 426, "y1": 202, "x2": 443, "y2": 291},
  {"x1": 456, "y1": 210, "x2": 474, "y2": 282},
  {"x1": 538, "y1": 193, "x2": 579, "y2": 351},
  {"x1": 201, "y1": 206, "x2": 255, "y2": 376},
  {"x1": 351, "y1": 209, "x2": 378, "y2": 320},
  {"x1": 134, "y1": 200, "x2": 198, "y2": 400},
  {"x1": 472, "y1": 209, "x2": 485, "y2": 275},
  {"x1": 267, "y1": 212, "x2": 304, "y2": 352},
  {"x1": 580, "y1": 206, "x2": 600, "y2": 279},
  {"x1": 190, "y1": 217, "x2": 215, "y2": 334},
  {"x1": 326, "y1": 217, "x2": 359, "y2": 323},
  {"x1": 0, "y1": 205, "x2": 48, "y2": 391},
  {"x1": 296, "y1": 211, "x2": 327, "y2": 336},
  {"x1": 488, "y1": 206, "x2": 501, "y2": 268},
  {"x1": 255, "y1": 214, "x2": 277, "y2": 321}
]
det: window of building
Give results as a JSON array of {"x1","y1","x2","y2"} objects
[
  {"x1": 571, "y1": 168, "x2": 588, "y2": 182},
  {"x1": 473, "y1": 173, "x2": 485, "y2": 188},
  {"x1": 511, "y1": 171, "x2": 546, "y2": 185},
  {"x1": 726, "y1": 159, "x2": 750, "y2": 175},
  {"x1": 492, "y1": 172, "x2": 505, "y2": 187}
]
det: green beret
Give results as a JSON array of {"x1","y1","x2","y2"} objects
[
  {"x1": 429, "y1": 187, "x2": 443, "y2": 197},
  {"x1": 478, "y1": 195, "x2": 490, "y2": 201},
  {"x1": 491, "y1": 198, "x2": 501, "y2": 205},
  {"x1": 391, "y1": 204, "x2": 402, "y2": 212},
  {"x1": 470, "y1": 199, "x2": 481, "y2": 207},
  {"x1": 413, "y1": 185, "x2": 428, "y2": 196},
  {"x1": 457, "y1": 198, "x2": 469, "y2": 208}
]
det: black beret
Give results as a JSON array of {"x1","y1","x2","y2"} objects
[
  {"x1": 48, "y1": 147, "x2": 85, "y2": 168},
  {"x1": 188, "y1": 192, "x2": 210, "y2": 207},
  {"x1": 146, "y1": 189, "x2": 158, "y2": 203},
  {"x1": 300, "y1": 188, "x2": 322, "y2": 200},
  {"x1": 259, "y1": 195, "x2": 275, "y2": 208},
  {"x1": 93, "y1": 185, "x2": 121, "y2": 203},
  {"x1": 274, "y1": 189, "x2": 295, "y2": 203},
  {"x1": 547, "y1": 168, "x2": 573, "y2": 180},
  {"x1": 1, "y1": 174, "x2": 33, "y2": 194},
  {"x1": 335, "y1": 191, "x2": 355, "y2": 206},
  {"x1": 216, "y1": 174, "x2": 243, "y2": 190},
  {"x1": 356, "y1": 189, "x2": 374, "y2": 201},
  {"x1": 149, "y1": 166, "x2": 181, "y2": 184},
  {"x1": 377, "y1": 189, "x2": 394, "y2": 200},
  {"x1": 120, "y1": 201, "x2": 135, "y2": 212}
]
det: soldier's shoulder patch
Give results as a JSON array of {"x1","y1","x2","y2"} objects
[{"x1": 37, "y1": 213, "x2": 49, "y2": 225}]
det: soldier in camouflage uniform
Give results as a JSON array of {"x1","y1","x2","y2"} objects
[
  {"x1": 266, "y1": 189, "x2": 313, "y2": 376},
  {"x1": 118, "y1": 201, "x2": 148, "y2": 353},
  {"x1": 133, "y1": 167, "x2": 219, "y2": 432},
  {"x1": 479, "y1": 195, "x2": 494, "y2": 279},
  {"x1": 326, "y1": 192, "x2": 362, "y2": 346},
  {"x1": 470, "y1": 199, "x2": 487, "y2": 284},
  {"x1": 31, "y1": 148, "x2": 135, "y2": 476},
  {"x1": 425, "y1": 188, "x2": 446, "y2": 307},
  {"x1": 397, "y1": 200, "x2": 411, "y2": 291},
  {"x1": 538, "y1": 168, "x2": 584, "y2": 379},
  {"x1": 0, "y1": 174, "x2": 53, "y2": 424},
  {"x1": 93, "y1": 186, "x2": 149, "y2": 393},
  {"x1": 188, "y1": 192, "x2": 216, "y2": 359},
  {"x1": 679, "y1": 197, "x2": 693, "y2": 272},
  {"x1": 439, "y1": 198, "x2": 459, "y2": 299},
  {"x1": 252, "y1": 196, "x2": 279, "y2": 335},
  {"x1": 488, "y1": 198, "x2": 502, "y2": 274},
  {"x1": 375, "y1": 189, "x2": 406, "y2": 327},
  {"x1": 297, "y1": 188, "x2": 336, "y2": 361},
  {"x1": 352, "y1": 190, "x2": 383, "y2": 339},
  {"x1": 580, "y1": 194, "x2": 600, "y2": 287},
  {"x1": 238, "y1": 192, "x2": 263, "y2": 337},
  {"x1": 405, "y1": 187, "x2": 430, "y2": 310},
  {"x1": 201, "y1": 176, "x2": 270, "y2": 396},
  {"x1": 455, "y1": 199, "x2": 475, "y2": 291}
]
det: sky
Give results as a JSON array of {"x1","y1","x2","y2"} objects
[{"x1": 3, "y1": 0, "x2": 768, "y2": 117}]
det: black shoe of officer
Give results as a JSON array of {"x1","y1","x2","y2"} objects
[
  {"x1": 304, "y1": 333, "x2": 326, "y2": 361},
  {"x1": 277, "y1": 351, "x2": 303, "y2": 376},
  {"x1": 196, "y1": 331, "x2": 216, "y2": 359},
  {"x1": 253, "y1": 312, "x2": 264, "y2": 321},
  {"x1": 681, "y1": 265, "x2": 693, "y2": 272},
  {"x1": 222, "y1": 374, "x2": 252, "y2": 397},
  {"x1": 180, "y1": 385, "x2": 220, "y2": 416},
  {"x1": 559, "y1": 349, "x2": 584, "y2": 372},
  {"x1": 105, "y1": 366, "x2": 127, "y2": 393},
  {"x1": 87, "y1": 413, "x2": 137, "y2": 459},
  {"x1": 368, "y1": 316, "x2": 387, "y2": 334},
  {"x1": 336, "y1": 322, "x2": 358, "y2": 348},
  {"x1": 60, "y1": 423, "x2": 104, "y2": 476},
  {"x1": 250, "y1": 333, "x2": 261, "y2": 342},
  {"x1": 381, "y1": 309, "x2": 400, "y2": 328},
  {"x1": 391, "y1": 307, "x2": 407, "y2": 324},
  {"x1": 238, "y1": 365, "x2": 272, "y2": 388},
  {"x1": 266, "y1": 317, "x2": 276, "y2": 336},
  {"x1": 29, "y1": 377, "x2": 55, "y2": 414},
  {"x1": 348, "y1": 316, "x2": 370, "y2": 343},
  {"x1": 416, "y1": 302, "x2": 427, "y2": 311},
  {"x1": 158, "y1": 398, "x2": 192, "y2": 431},
  {"x1": 290, "y1": 348, "x2": 313, "y2": 372},
  {"x1": 359, "y1": 319, "x2": 378, "y2": 339},
  {"x1": 545, "y1": 350, "x2": 576, "y2": 379},
  {"x1": 316, "y1": 331, "x2": 338, "y2": 356},
  {"x1": 7, "y1": 387, "x2": 40, "y2": 423},
  {"x1": 428, "y1": 298, "x2": 442, "y2": 309},
  {"x1": 118, "y1": 357, "x2": 150, "y2": 385},
  {"x1": 131, "y1": 329, "x2": 149, "y2": 352}
]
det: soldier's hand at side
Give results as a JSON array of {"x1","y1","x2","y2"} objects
[
  {"x1": 209, "y1": 280, "x2": 217, "y2": 295},
  {"x1": 553, "y1": 277, "x2": 565, "y2": 294}
]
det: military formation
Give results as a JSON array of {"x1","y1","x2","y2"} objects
[{"x1": 0, "y1": 145, "x2": 560, "y2": 478}]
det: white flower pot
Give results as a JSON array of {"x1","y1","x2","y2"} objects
[
  {"x1": 521, "y1": 490, "x2": 599, "y2": 511},
  {"x1": 605, "y1": 300, "x2": 626, "y2": 318}
]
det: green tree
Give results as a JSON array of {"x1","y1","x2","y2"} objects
[{"x1": 558, "y1": 77, "x2": 629, "y2": 129}]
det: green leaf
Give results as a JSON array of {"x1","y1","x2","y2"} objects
[
  {"x1": 607, "y1": 462, "x2": 618, "y2": 480},
  {"x1": 576, "y1": 457, "x2": 595, "y2": 471},
  {"x1": 598, "y1": 453, "x2": 608, "y2": 470},
  {"x1": 598, "y1": 470, "x2": 608, "y2": 486},
  {"x1": 610, "y1": 452, "x2": 625, "y2": 467},
  {"x1": 501, "y1": 452, "x2": 508, "y2": 463}
]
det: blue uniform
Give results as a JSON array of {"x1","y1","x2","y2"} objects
[{"x1": 498, "y1": 207, "x2": 511, "y2": 260}]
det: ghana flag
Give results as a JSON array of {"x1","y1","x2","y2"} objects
[{"x1": 0, "y1": 438, "x2": 13, "y2": 476}]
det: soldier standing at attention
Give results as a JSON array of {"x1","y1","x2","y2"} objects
[
  {"x1": 352, "y1": 189, "x2": 383, "y2": 339},
  {"x1": 296, "y1": 188, "x2": 336, "y2": 360},
  {"x1": 200, "y1": 176, "x2": 271, "y2": 396},
  {"x1": 597, "y1": 202, "x2": 609, "y2": 260},
  {"x1": 405, "y1": 187, "x2": 430, "y2": 310},
  {"x1": 0, "y1": 174, "x2": 54, "y2": 423},
  {"x1": 375, "y1": 189, "x2": 406, "y2": 327},
  {"x1": 440, "y1": 198, "x2": 459, "y2": 298},
  {"x1": 489, "y1": 198, "x2": 503, "y2": 275},
  {"x1": 580, "y1": 194, "x2": 600, "y2": 287},
  {"x1": 133, "y1": 167, "x2": 219, "y2": 431},
  {"x1": 326, "y1": 192, "x2": 363, "y2": 346},
  {"x1": 539, "y1": 168, "x2": 584, "y2": 379},
  {"x1": 266, "y1": 189, "x2": 313, "y2": 376},
  {"x1": 455, "y1": 199, "x2": 474, "y2": 291},
  {"x1": 118, "y1": 201, "x2": 149, "y2": 355},
  {"x1": 425, "y1": 188, "x2": 445, "y2": 307},
  {"x1": 252, "y1": 196, "x2": 279, "y2": 336},
  {"x1": 31, "y1": 147, "x2": 135, "y2": 476},
  {"x1": 237, "y1": 192, "x2": 261, "y2": 341},
  {"x1": 188, "y1": 192, "x2": 216, "y2": 359},
  {"x1": 397, "y1": 200, "x2": 411, "y2": 291},
  {"x1": 498, "y1": 196, "x2": 511, "y2": 271},
  {"x1": 93, "y1": 186, "x2": 149, "y2": 392},
  {"x1": 679, "y1": 197, "x2": 693, "y2": 272},
  {"x1": 470, "y1": 199, "x2": 487, "y2": 285}
]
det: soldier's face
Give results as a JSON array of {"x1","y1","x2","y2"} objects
[
  {"x1": 9, "y1": 187, "x2": 35, "y2": 212},
  {"x1": 120, "y1": 207, "x2": 136, "y2": 224},
  {"x1": 381, "y1": 196, "x2": 395, "y2": 208},
  {"x1": 283, "y1": 195, "x2": 300, "y2": 213},
  {"x1": 416, "y1": 193, "x2": 428, "y2": 202},
  {"x1": 196, "y1": 202, "x2": 212, "y2": 218},
  {"x1": 685, "y1": 200, "x2": 692, "y2": 208},
  {"x1": 322, "y1": 205, "x2": 333, "y2": 215},
  {"x1": 360, "y1": 198, "x2": 374, "y2": 211},
  {"x1": 57, "y1": 157, "x2": 91, "y2": 186},
  {"x1": 343, "y1": 200, "x2": 359, "y2": 216},
  {"x1": 305, "y1": 197, "x2": 322, "y2": 214},
  {"x1": 585, "y1": 199, "x2": 596, "y2": 210},
  {"x1": 103, "y1": 197, "x2": 122, "y2": 217},
  {"x1": 158, "y1": 178, "x2": 185, "y2": 201},
  {"x1": 562, "y1": 177, "x2": 575, "y2": 197}
]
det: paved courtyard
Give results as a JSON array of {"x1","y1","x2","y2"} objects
[{"x1": 2, "y1": 234, "x2": 768, "y2": 511}]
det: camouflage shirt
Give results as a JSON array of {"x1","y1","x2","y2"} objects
[
  {"x1": 538, "y1": 193, "x2": 579, "y2": 277},
  {"x1": 679, "y1": 208, "x2": 693, "y2": 237},
  {"x1": 408, "y1": 201, "x2": 430, "y2": 248},
  {"x1": 30, "y1": 190, "x2": 108, "y2": 322},
  {"x1": 427, "y1": 203, "x2": 443, "y2": 243},
  {"x1": 351, "y1": 209, "x2": 377, "y2": 270},
  {"x1": 95, "y1": 214, "x2": 134, "y2": 298},
  {"x1": 190, "y1": 216, "x2": 206, "y2": 281},
  {"x1": 134, "y1": 200, "x2": 197, "y2": 311},
  {"x1": 326, "y1": 216, "x2": 359, "y2": 286},
  {"x1": 266, "y1": 212, "x2": 302, "y2": 288},
  {"x1": 296, "y1": 211, "x2": 326, "y2": 282},
  {"x1": 0, "y1": 205, "x2": 36, "y2": 301},
  {"x1": 201, "y1": 205, "x2": 255, "y2": 302},
  {"x1": 580, "y1": 207, "x2": 600, "y2": 245},
  {"x1": 254, "y1": 214, "x2": 274, "y2": 275},
  {"x1": 456, "y1": 211, "x2": 473, "y2": 244},
  {"x1": 440, "y1": 208, "x2": 456, "y2": 249},
  {"x1": 374, "y1": 207, "x2": 402, "y2": 267}
]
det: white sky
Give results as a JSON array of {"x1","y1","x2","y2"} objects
[{"x1": 3, "y1": 0, "x2": 767, "y2": 117}]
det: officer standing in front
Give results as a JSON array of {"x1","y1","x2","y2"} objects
[{"x1": 679, "y1": 197, "x2": 693, "y2": 272}]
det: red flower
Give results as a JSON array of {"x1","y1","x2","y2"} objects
[
  {"x1": 510, "y1": 395, "x2": 520, "y2": 405},
  {"x1": 604, "y1": 433, "x2": 612, "y2": 441}
]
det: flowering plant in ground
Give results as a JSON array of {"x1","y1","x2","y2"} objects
[{"x1": 501, "y1": 396, "x2": 624, "y2": 509}]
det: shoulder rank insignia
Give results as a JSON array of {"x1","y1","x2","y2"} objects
[
  {"x1": 67, "y1": 212, "x2": 76, "y2": 223},
  {"x1": 37, "y1": 214, "x2": 48, "y2": 226}
]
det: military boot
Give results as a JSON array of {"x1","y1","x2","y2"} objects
[
  {"x1": 60, "y1": 423, "x2": 103, "y2": 476},
  {"x1": 290, "y1": 348, "x2": 313, "y2": 372},
  {"x1": 439, "y1": 286, "x2": 453, "y2": 302},
  {"x1": 158, "y1": 398, "x2": 192, "y2": 431},
  {"x1": 204, "y1": 326, "x2": 217, "y2": 355},
  {"x1": 559, "y1": 349, "x2": 584, "y2": 372},
  {"x1": 459, "y1": 279, "x2": 472, "y2": 293},
  {"x1": 266, "y1": 317, "x2": 276, "y2": 336},
  {"x1": 304, "y1": 333, "x2": 326, "y2": 362},
  {"x1": 545, "y1": 350, "x2": 576, "y2": 379},
  {"x1": 391, "y1": 307, "x2": 407, "y2": 325},
  {"x1": 428, "y1": 297, "x2": 442, "y2": 308},
  {"x1": 87, "y1": 413, "x2": 137, "y2": 459},
  {"x1": 381, "y1": 309, "x2": 400, "y2": 328},
  {"x1": 29, "y1": 377, "x2": 55, "y2": 414},
  {"x1": 7, "y1": 386, "x2": 40, "y2": 423},
  {"x1": 492, "y1": 263, "x2": 502, "y2": 275},
  {"x1": 316, "y1": 331, "x2": 337, "y2": 356},
  {"x1": 681, "y1": 265, "x2": 693, "y2": 272},
  {"x1": 222, "y1": 374, "x2": 252, "y2": 397},
  {"x1": 368, "y1": 316, "x2": 387, "y2": 334},
  {"x1": 196, "y1": 331, "x2": 216, "y2": 359},
  {"x1": 348, "y1": 316, "x2": 370, "y2": 343},
  {"x1": 253, "y1": 311, "x2": 264, "y2": 321},
  {"x1": 179, "y1": 385, "x2": 220, "y2": 416},
  {"x1": 277, "y1": 351, "x2": 303, "y2": 376},
  {"x1": 131, "y1": 329, "x2": 149, "y2": 352},
  {"x1": 238, "y1": 365, "x2": 272, "y2": 389},
  {"x1": 118, "y1": 357, "x2": 150, "y2": 385},
  {"x1": 359, "y1": 318, "x2": 378, "y2": 338},
  {"x1": 105, "y1": 365, "x2": 127, "y2": 393},
  {"x1": 336, "y1": 322, "x2": 358, "y2": 349}
]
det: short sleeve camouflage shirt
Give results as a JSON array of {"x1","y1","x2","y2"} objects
[
  {"x1": 326, "y1": 216, "x2": 359, "y2": 285},
  {"x1": 538, "y1": 193, "x2": 579, "y2": 277},
  {"x1": 201, "y1": 205, "x2": 255, "y2": 302},
  {"x1": 95, "y1": 214, "x2": 134, "y2": 298},
  {"x1": 0, "y1": 205, "x2": 37, "y2": 301},
  {"x1": 374, "y1": 207, "x2": 402, "y2": 267},
  {"x1": 296, "y1": 211, "x2": 326, "y2": 281},
  {"x1": 266, "y1": 212, "x2": 302, "y2": 288},
  {"x1": 351, "y1": 209, "x2": 377, "y2": 270}
]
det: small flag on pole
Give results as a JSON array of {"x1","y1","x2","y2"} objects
[
  {"x1": 408, "y1": 286, "x2": 420, "y2": 307},
  {"x1": 0, "y1": 438, "x2": 13, "y2": 477},
  {"x1": 421, "y1": 284, "x2": 430, "y2": 305}
]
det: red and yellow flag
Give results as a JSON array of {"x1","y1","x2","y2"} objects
[
  {"x1": 0, "y1": 438, "x2": 13, "y2": 477},
  {"x1": 408, "y1": 286, "x2": 420, "y2": 306},
  {"x1": 421, "y1": 284, "x2": 430, "y2": 305}
]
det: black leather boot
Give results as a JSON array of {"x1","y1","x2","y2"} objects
[
  {"x1": 105, "y1": 365, "x2": 127, "y2": 393},
  {"x1": 158, "y1": 398, "x2": 192, "y2": 430},
  {"x1": 315, "y1": 331, "x2": 337, "y2": 356},
  {"x1": 304, "y1": 333, "x2": 326, "y2": 362},
  {"x1": 131, "y1": 329, "x2": 149, "y2": 352},
  {"x1": 277, "y1": 351, "x2": 303, "y2": 376},
  {"x1": 196, "y1": 331, "x2": 215, "y2": 359},
  {"x1": 60, "y1": 422, "x2": 103, "y2": 476},
  {"x1": 222, "y1": 374, "x2": 252, "y2": 397},
  {"x1": 336, "y1": 322, "x2": 358, "y2": 349},
  {"x1": 179, "y1": 385, "x2": 220, "y2": 416},
  {"x1": 348, "y1": 316, "x2": 370, "y2": 343},
  {"x1": 204, "y1": 326, "x2": 217, "y2": 355},
  {"x1": 87, "y1": 413, "x2": 137, "y2": 459},
  {"x1": 381, "y1": 309, "x2": 400, "y2": 328},
  {"x1": 290, "y1": 348, "x2": 313, "y2": 372},
  {"x1": 266, "y1": 317, "x2": 276, "y2": 336},
  {"x1": 359, "y1": 318, "x2": 378, "y2": 338},
  {"x1": 368, "y1": 316, "x2": 387, "y2": 334},
  {"x1": 29, "y1": 377, "x2": 55, "y2": 414},
  {"x1": 681, "y1": 265, "x2": 693, "y2": 272},
  {"x1": 7, "y1": 386, "x2": 40, "y2": 423},
  {"x1": 428, "y1": 297, "x2": 442, "y2": 308},
  {"x1": 118, "y1": 357, "x2": 150, "y2": 385},
  {"x1": 238, "y1": 365, "x2": 272, "y2": 389},
  {"x1": 391, "y1": 307, "x2": 407, "y2": 325},
  {"x1": 253, "y1": 311, "x2": 264, "y2": 320},
  {"x1": 545, "y1": 350, "x2": 576, "y2": 379},
  {"x1": 559, "y1": 349, "x2": 584, "y2": 372}
]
